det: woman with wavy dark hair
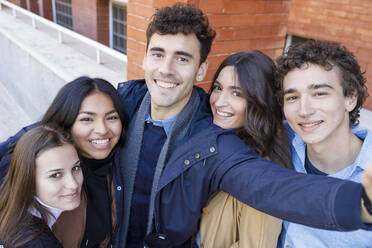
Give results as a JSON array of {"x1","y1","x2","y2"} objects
[
  {"x1": 197, "y1": 51, "x2": 292, "y2": 248},
  {"x1": 0, "y1": 124, "x2": 82, "y2": 247},
  {"x1": 0, "y1": 76, "x2": 128, "y2": 247}
]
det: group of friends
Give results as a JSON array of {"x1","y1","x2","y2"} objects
[{"x1": 1, "y1": 3, "x2": 372, "y2": 248}]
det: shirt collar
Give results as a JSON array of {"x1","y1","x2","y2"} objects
[
  {"x1": 145, "y1": 113, "x2": 178, "y2": 137},
  {"x1": 290, "y1": 125, "x2": 370, "y2": 177}
]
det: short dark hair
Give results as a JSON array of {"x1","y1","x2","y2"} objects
[
  {"x1": 146, "y1": 3, "x2": 216, "y2": 64},
  {"x1": 276, "y1": 40, "x2": 368, "y2": 125},
  {"x1": 210, "y1": 51, "x2": 292, "y2": 169},
  {"x1": 41, "y1": 76, "x2": 128, "y2": 145}
]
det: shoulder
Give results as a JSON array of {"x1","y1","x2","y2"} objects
[
  {"x1": 21, "y1": 229, "x2": 62, "y2": 248},
  {"x1": 117, "y1": 79, "x2": 148, "y2": 118}
]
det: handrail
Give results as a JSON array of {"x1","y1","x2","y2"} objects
[{"x1": 0, "y1": 0, "x2": 127, "y2": 64}]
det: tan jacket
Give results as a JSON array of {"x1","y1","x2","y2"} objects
[{"x1": 199, "y1": 191, "x2": 282, "y2": 248}]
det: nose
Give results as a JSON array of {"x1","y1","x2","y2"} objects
[
  {"x1": 214, "y1": 91, "x2": 229, "y2": 108},
  {"x1": 64, "y1": 172, "x2": 79, "y2": 191},
  {"x1": 158, "y1": 57, "x2": 173, "y2": 75},
  {"x1": 298, "y1": 96, "x2": 315, "y2": 117},
  {"x1": 94, "y1": 119, "x2": 108, "y2": 135}
]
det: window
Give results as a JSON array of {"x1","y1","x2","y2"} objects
[
  {"x1": 111, "y1": 1, "x2": 127, "y2": 54},
  {"x1": 54, "y1": 0, "x2": 73, "y2": 30}
]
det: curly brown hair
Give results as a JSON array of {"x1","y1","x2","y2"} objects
[
  {"x1": 146, "y1": 3, "x2": 216, "y2": 64},
  {"x1": 276, "y1": 40, "x2": 368, "y2": 126}
]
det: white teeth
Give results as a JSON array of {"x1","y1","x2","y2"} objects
[
  {"x1": 217, "y1": 110, "x2": 232, "y2": 117},
  {"x1": 156, "y1": 80, "x2": 178, "y2": 88},
  {"x1": 90, "y1": 139, "x2": 109, "y2": 144},
  {"x1": 300, "y1": 121, "x2": 322, "y2": 127}
]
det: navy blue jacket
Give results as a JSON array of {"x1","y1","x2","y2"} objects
[{"x1": 116, "y1": 79, "x2": 371, "y2": 247}]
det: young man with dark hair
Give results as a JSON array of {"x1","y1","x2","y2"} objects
[
  {"x1": 115, "y1": 4, "x2": 372, "y2": 248},
  {"x1": 276, "y1": 40, "x2": 372, "y2": 247}
]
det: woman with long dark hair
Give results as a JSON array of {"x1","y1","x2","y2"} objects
[
  {"x1": 0, "y1": 76, "x2": 128, "y2": 247},
  {"x1": 197, "y1": 51, "x2": 292, "y2": 247},
  {"x1": 0, "y1": 124, "x2": 82, "y2": 247}
]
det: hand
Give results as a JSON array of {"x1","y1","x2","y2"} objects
[{"x1": 361, "y1": 162, "x2": 372, "y2": 222}]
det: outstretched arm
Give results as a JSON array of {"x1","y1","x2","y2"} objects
[{"x1": 361, "y1": 162, "x2": 372, "y2": 223}]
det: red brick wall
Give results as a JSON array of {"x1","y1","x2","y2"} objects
[
  {"x1": 72, "y1": 0, "x2": 109, "y2": 46},
  {"x1": 126, "y1": 0, "x2": 290, "y2": 91},
  {"x1": 287, "y1": 0, "x2": 372, "y2": 109}
]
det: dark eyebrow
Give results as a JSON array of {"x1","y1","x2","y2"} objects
[
  {"x1": 47, "y1": 168, "x2": 64, "y2": 173},
  {"x1": 78, "y1": 111, "x2": 94, "y2": 115},
  {"x1": 309, "y1": 83, "x2": 334, "y2": 90},
  {"x1": 284, "y1": 83, "x2": 334, "y2": 95},
  {"x1": 105, "y1": 110, "x2": 118, "y2": 116},
  {"x1": 175, "y1": 51, "x2": 193, "y2": 59},
  {"x1": 149, "y1": 47, "x2": 193, "y2": 59},
  {"x1": 149, "y1": 47, "x2": 164, "y2": 52},
  {"x1": 78, "y1": 109, "x2": 117, "y2": 116},
  {"x1": 283, "y1": 88, "x2": 297, "y2": 95}
]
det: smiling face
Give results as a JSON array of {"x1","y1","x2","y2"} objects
[
  {"x1": 210, "y1": 66, "x2": 247, "y2": 129},
  {"x1": 35, "y1": 144, "x2": 82, "y2": 210},
  {"x1": 71, "y1": 91, "x2": 122, "y2": 159},
  {"x1": 283, "y1": 63, "x2": 356, "y2": 146},
  {"x1": 142, "y1": 33, "x2": 208, "y2": 120}
]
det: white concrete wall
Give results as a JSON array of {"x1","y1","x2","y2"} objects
[{"x1": 0, "y1": 32, "x2": 66, "y2": 121}]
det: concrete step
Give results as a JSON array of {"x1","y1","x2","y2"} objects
[{"x1": 0, "y1": 81, "x2": 32, "y2": 142}]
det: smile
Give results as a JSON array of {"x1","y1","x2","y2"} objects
[
  {"x1": 299, "y1": 120, "x2": 323, "y2": 127},
  {"x1": 62, "y1": 191, "x2": 78, "y2": 200},
  {"x1": 155, "y1": 79, "x2": 179, "y2": 89},
  {"x1": 89, "y1": 138, "x2": 110, "y2": 145},
  {"x1": 216, "y1": 110, "x2": 233, "y2": 117}
]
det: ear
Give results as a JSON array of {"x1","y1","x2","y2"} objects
[
  {"x1": 196, "y1": 61, "x2": 208, "y2": 82},
  {"x1": 345, "y1": 92, "x2": 357, "y2": 112}
]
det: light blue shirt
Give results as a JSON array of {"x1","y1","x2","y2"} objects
[
  {"x1": 278, "y1": 124, "x2": 372, "y2": 248},
  {"x1": 145, "y1": 113, "x2": 177, "y2": 137}
]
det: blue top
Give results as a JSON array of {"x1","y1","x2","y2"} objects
[{"x1": 279, "y1": 124, "x2": 372, "y2": 248}]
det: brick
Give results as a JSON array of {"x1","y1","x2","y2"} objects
[
  {"x1": 356, "y1": 48, "x2": 372, "y2": 63},
  {"x1": 215, "y1": 25, "x2": 287, "y2": 41},
  {"x1": 264, "y1": 1, "x2": 289, "y2": 14},
  {"x1": 127, "y1": 26, "x2": 147, "y2": 44},
  {"x1": 207, "y1": 54, "x2": 229, "y2": 70},
  {"x1": 128, "y1": 1, "x2": 155, "y2": 19},
  {"x1": 153, "y1": 0, "x2": 187, "y2": 8},
  {"x1": 127, "y1": 14, "x2": 149, "y2": 31},
  {"x1": 132, "y1": 0, "x2": 154, "y2": 6},
  {"x1": 127, "y1": 62, "x2": 145, "y2": 78},
  {"x1": 127, "y1": 38, "x2": 147, "y2": 53},
  {"x1": 195, "y1": 82, "x2": 212, "y2": 93},
  {"x1": 127, "y1": 49, "x2": 145, "y2": 67},
  {"x1": 209, "y1": 13, "x2": 288, "y2": 28}
]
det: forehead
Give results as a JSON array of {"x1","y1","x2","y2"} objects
[
  {"x1": 80, "y1": 92, "x2": 114, "y2": 108},
  {"x1": 147, "y1": 33, "x2": 201, "y2": 58},
  {"x1": 283, "y1": 63, "x2": 342, "y2": 91},
  {"x1": 36, "y1": 144, "x2": 77, "y2": 170},
  {"x1": 216, "y1": 66, "x2": 240, "y2": 87}
]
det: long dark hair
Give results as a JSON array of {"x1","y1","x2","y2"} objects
[
  {"x1": 210, "y1": 51, "x2": 292, "y2": 169},
  {"x1": 0, "y1": 124, "x2": 73, "y2": 247},
  {"x1": 41, "y1": 76, "x2": 128, "y2": 146}
]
